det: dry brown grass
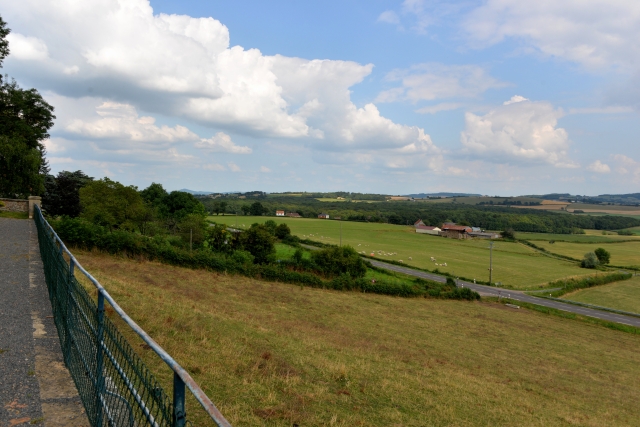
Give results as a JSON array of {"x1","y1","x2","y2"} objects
[{"x1": 75, "y1": 251, "x2": 640, "y2": 426}]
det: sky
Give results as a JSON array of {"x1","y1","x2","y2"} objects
[{"x1": 2, "y1": 0, "x2": 640, "y2": 195}]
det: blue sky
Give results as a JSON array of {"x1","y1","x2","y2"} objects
[{"x1": 2, "y1": 0, "x2": 639, "y2": 195}]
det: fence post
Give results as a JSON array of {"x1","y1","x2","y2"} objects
[
  {"x1": 96, "y1": 291, "x2": 105, "y2": 427},
  {"x1": 173, "y1": 372, "x2": 186, "y2": 427}
]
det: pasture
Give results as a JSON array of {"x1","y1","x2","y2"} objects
[
  {"x1": 534, "y1": 241, "x2": 640, "y2": 268},
  {"x1": 563, "y1": 276, "x2": 640, "y2": 314},
  {"x1": 210, "y1": 216, "x2": 593, "y2": 289},
  {"x1": 74, "y1": 251, "x2": 640, "y2": 427}
]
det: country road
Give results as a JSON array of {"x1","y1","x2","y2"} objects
[{"x1": 368, "y1": 259, "x2": 640, "y2": 328}]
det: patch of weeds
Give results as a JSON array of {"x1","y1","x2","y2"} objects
[
  {"x1": 0, "y1": 348, "x2": 7, "y2": 354},
  {"x1": 30, "y1": 417, "x2": 45, "y2": 424},
  {"x1": 27, "y1": 369, "x2": 35, "y2": 376}
]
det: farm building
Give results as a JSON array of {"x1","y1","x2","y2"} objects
[
  {"x1": 276, "y1": 210, "x2": 285, "y2": 216},
  {"x1": 440, "y1": 224, "x2": 472, "y2": 239},
  {"x1": 286, "y1": 212, "x2": 301, "y2": 218},
  {"x1": 468, "y1": 231, "x2": 500, "y2": 239},
  {"x1": 414, "y1": 220, "x2": 441, "y2": 235},
  {"x1": 318, "y1": 213, "x2": 330, "y2": 219}
]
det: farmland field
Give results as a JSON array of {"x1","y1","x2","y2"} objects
[
  {"x1": 563, "y1": 276, "x2": 640, "y2": 313},
  {"x1": 516, "y1": 231, "x2": 640, "y2": 243},
  {"x1": 534, "y1": 241, "x2": 640, "y2": 267},
  {"x1": 74, "y1": 251, "x2": 640, "y2": 426},
  {"x1": 210, "y1": 216, "x2": 594, "y2": 289}
]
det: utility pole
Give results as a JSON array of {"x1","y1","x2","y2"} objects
[{"x1": 488, "y1": 241, "x2": 493, "y2": 285}]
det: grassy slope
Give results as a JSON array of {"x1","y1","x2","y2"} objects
[
  {"x1": 211, "y1": 216, "x2": 590, "y2": 289},
  {"x1": 534, "y1": 241, "x2": 640, "y2": 267},
  {"x1": 0, "y1": 211, "x2": 29, "y2": 219},
  {"x1": 563, "y1": 276, "x2": 640, "y2": 313},
  {"x1": 75, "y1": 251, "x2": 640, "y2": 427}
]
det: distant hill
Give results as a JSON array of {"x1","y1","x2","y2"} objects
[
  {"x1": 524, "y1": 193, "x2": 640, "y2": 205},
  {"x1": 179, "y1": 189, "x2": 215, "y2": 195},
  {"x1": 407, "y1": 192, "x2": 482, "y2": 198}
]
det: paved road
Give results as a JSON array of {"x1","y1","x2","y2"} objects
[
  {"x1": 0, "y1": 218, "x2": 88, "y2": 427},
  {"x1": 368, "y1": 259, "x2": 640, "y2": 328}
]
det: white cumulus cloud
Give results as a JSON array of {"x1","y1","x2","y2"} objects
[
  {"x1": 65, "y1": 102, "x2": 198, "y2": 147},
  {"x1": 461, "y1": 96, "x2": 575, "y2": 167},
  {"x1": 6, "y1": 33, "x2": 49, "y2": 61},
  {"x1": 586, "y1": 160, "x2": 611, "y2": 173},
  {"x1": 194, "y1": 132, "x2": 252, "y2": 154}
]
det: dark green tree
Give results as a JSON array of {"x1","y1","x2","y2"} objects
[
  {"x1": 160, "y1": 191, "x2": 205, "y2": 219},
  {"x1": 42, "y1": 170, "x2": 93, "y2": 217},
  {"x1": 249, "y1": 201, "x2": 267, "y2": 216},
  {"x1": 275, "y1": 223, "x2": 291, "y2": 239},
  {"x1": 0, "y1": 16, "x2": 55, "y2": 197},
  {"x1": 594, "y1": 248, "x2": 611, "y2": 265},
  {"x1": 140, "y1": 182, "x2": 168, "y2": 207},
  {"x1": 240, "y1": 224, "x2": 276, "y2": 264}
]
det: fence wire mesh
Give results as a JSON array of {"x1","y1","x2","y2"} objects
[{"x1": 35, "y1": 209, "x2": 174, "y2": 427}]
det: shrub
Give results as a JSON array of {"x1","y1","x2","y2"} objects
[
  {"x1": 263, "y1": 220, "x2": 278, "y2": 235},
  {"x1": 310, "y1": 246, "x2": 367, "y2": 278},
  {"x1": 240, "y1": 224, "x2": 276, "y2": 264},
  {"x1": 501, "y1": 228, "x2": 515, "y2": 240},
  {"x1": 594, "y1": 248, "x2": 611, "y2": 265},
  {"x1": 275, "y1": 223, "x2": 291, "y2": 239},
  {"x1": 448, "y1": 287, "x2": 481, "y2": 301},
  {"x1": 581, "y1": 252, "x2": 599, "y2": 269}
]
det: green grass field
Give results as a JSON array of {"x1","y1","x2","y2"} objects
[
  {"x1": 75, "y1": 251, "x2": 640, "y2": 426},
  {"x1": 210, "y1": 216, "x2": 594, "y2": 289},
  {"x1": 563, "y1": 276, "x2": 640, "y2": 313},
  {"x1": 0, "y1": 211, "x2": 28, "y2": 219},
  {"x1": 534, "y1": 241, "x2": 640, "y2": 267},
  {"x1": 516, "y1": 231, "x2": 640, "y2": 243}
]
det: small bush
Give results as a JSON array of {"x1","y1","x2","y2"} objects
[
  {"x1": 275, "y1": 223, "x2": 291, "y2": 239},
  {"x1": 311, "y1": 246, "x2": 367, "y2": 278},
  {"x1": 581, "y1": 252, "x2": 599, "y2": 269}
]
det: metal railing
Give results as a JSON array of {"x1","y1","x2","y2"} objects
[{"x1": 34, "y1": 206, "x2": 232, "y2": 427}]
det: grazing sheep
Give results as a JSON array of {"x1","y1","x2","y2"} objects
[
  {"x1": 443, "y1": 263, "x2": 447, "y2": 266},
  {"x1": 408, "y1": 256, "x2": 412, "y2": 260},
  {"x1": 398, "y1": 260, "x2": 404, "y2": 263},
  {"x1": 430, "y1": 257, "x2": 436, "y2": 261}
]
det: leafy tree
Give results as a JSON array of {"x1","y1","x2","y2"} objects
[
  {"x1": 263, "y1": 219, "x2": 278, "y2": 235},
  {"x1": 275, "y1": 223, "x2": 291, "y2": 239},
  {"x1": 594, "y1": 248, "x2": 611, "y2": 265},
  {"x1": 240, "y1": 224, "x2": 276, "y2": 264},
  {"x1": 581, "y1": 252, "x2": 599, "y2": 269},
  {"x1": 211, "y1": 200, "x2": 228, "y2": 215},
  {"x1": 204, "y1": 224, "x2": 235, "y2": 253},
  {"x1": 0, "y1": 16, "x2": 55, "y2": 197},
  {"x1": 140, "y1": 182, "x2": 168, "y2": 207},
  {"x1": 80, "y1": 178, "x2": 149, "y2": 232},
  {"x1": 310, "y1": 246, "x2": 367, "y2": 278},
  {"x1": 159, "y1": 191, "x2": 206, "y2": 220},
  {"x1": 241, "y1": 205, "x2": 251, "y2": 215},
  {"x1": 249, "y1": 201, "x2": 267, "y2": 216},
  {"x1": 177, "y1": 213, "x2": 208, "y2": 249},
  {"x1": 42, "y1": 170, "x2": 93, "y2": 217}
]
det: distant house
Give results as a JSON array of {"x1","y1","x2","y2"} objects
[
  {"x1": 276, "y1": 210, "x2": 285, "y2": 216},
  {"x1": 471, "y1": 227, "x2": 482, "y2": 232},
  {"x1": 318, "y1": 213, "x2": 330, "y2": 219},
  {"x1": 440, "y1": 224, "x2": 472, "y2": 239},
  {"x1": 286, "y1": 212, "x2": 301, "y2": 218},
  {"x1": 414, "y1": 219, "x2": 441, "y2": 235}
]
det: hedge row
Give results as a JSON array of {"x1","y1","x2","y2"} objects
[{"x1": 547, "y1": 272, "x2": 632, "y2": 297}]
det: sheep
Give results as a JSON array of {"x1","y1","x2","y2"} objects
[
  {"x1": 443, "y1": 263, "x2": 447, "y2": 266},
  {"x1": 408, "y1": 256, "x2": 412, "y2": 260},
  {"x1": 430, "y1": 257, "x2": 436, "y2": 261},
  {"x1": 398, "y1": 260, "x2": 404, "y2": 263}
]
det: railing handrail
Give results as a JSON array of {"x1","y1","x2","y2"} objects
[{"x1": 35, "y1": 206, "x2": 232, "y2": 427}]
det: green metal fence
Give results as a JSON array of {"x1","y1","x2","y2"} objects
[{"x1": 34, "y1": 206, "x2": 232, "y2": 427}]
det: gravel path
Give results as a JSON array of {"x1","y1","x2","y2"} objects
[{"x1": 0, "y1": 218, "x2": 88, "y2": 427}]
